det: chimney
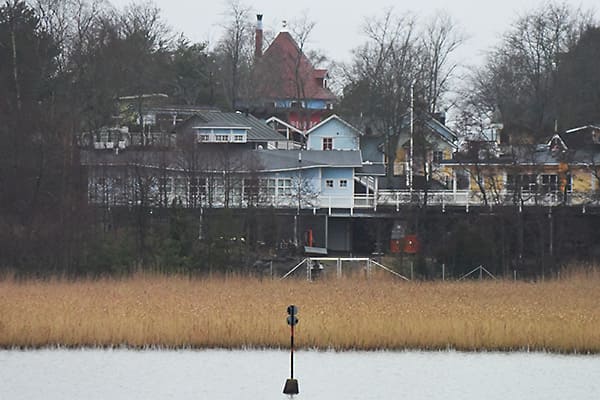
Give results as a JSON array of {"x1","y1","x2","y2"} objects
[
  {"x1": 255, "y1": 14, "x2": 263, "y2": 59},
  {"x1": 433, "y1": 112, "x2": 446, "y2": 126}
]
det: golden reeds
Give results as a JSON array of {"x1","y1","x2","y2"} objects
[{"x1": 0, "y1": 271, "x2": 599, "y2": 353}]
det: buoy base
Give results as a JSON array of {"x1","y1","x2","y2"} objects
[{"x1": 283, "y1": 378, "x2": 299, "y2": 394}]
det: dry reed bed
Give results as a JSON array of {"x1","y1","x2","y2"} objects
[{"x1": 0, "y1": 272, "x2": 599, "y2": 353}]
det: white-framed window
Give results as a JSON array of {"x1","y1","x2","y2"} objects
[
  {"x1": 215, "y1": 135, "x2": 229, "y2": 142},
  {"x1": 565, "y1": 173, "x2": 573, "y2": 193},
  {"x1": 233, "y1": 135, "x2": 245, "y2": 142},
  {"x1": 541, "y1": 174, "x2": 559, "y2": 193},
  {"x1": 506, "y1": 174, "x2": 537, "y2": 192},
  {"x1": 339, "y1": 179, "x2": 348, "y2": 188},
  {"x1": 322, "y1": 137, "x2": 333, "y2": 151},
  {"x1": 278, "y1": 178, "x2": 292, "y2": 196},
  {"x1": 162, "y1": 177, "x2": 172, "y2": 194},
  {"x1": 261, "y1": 178, "x2": 277, "y2": 197},
  {"x1": 199, "y1": 134, "x2": 210, "y2": 142},
  {"x1": 174, "y1": 177, "x2": 187, "y2": 196},
  {"x1": 455, "y1": 170, "x2": 470, "y2": 190},
  {"x1": 325, "y1": 179, "x2": 334, "y2": 188}
]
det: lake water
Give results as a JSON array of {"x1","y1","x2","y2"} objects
[{"x1": 0, "y1": 349, "x2": 599, "y2": 399}]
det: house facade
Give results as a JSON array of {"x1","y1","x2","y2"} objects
[
  {"x1": 80, "y1": 95, "x2": 600, "y2": 257},
  {"x1": 433, "y1": 125, "x2": 600, "y2": 209},
  {"x1": 392, "y1": 113, "x2": 458, "y2": 190}
]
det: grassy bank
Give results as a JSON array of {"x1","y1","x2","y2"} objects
[{"x1": 0, "y1": 271, "x2": 599, "y2": 353}]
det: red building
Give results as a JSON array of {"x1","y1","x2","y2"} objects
[{"x1": 250, "y1": 15, "x2": 337, "y2": 132}]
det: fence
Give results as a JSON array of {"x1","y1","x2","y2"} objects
[{"x1": 280, "y1": 257, "x2": 409, "y2": 281}]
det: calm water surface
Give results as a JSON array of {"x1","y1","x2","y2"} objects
[{"x1": 0, "y1": 349, "x2": 599, "y2": 400}]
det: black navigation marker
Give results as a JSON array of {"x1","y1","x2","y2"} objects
[{"x1": 283, "y1": 305, "x2": 299, "y2": 395}]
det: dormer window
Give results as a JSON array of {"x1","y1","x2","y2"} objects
[
  {"x1": 194, "y1": 126, "x2": 249, "y2": 143},
  {"x1": 322, "y1": 137, "x2": 333, "y2": 151}
]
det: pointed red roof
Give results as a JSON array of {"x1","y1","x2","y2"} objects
[{"x1": 257, "y1": 31, "x2": 336, "y2": 101}]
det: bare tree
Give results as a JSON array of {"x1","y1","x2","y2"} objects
[
  {"x1": 216, "y1": 0, "x2": 253, "y2": 110},
  {"x1": 341, "y1": 9, "x2": 464, "y2": 184},
  {"x1": 420, "y1": 11, "x2": 465, "y2": 114},
  {"x1": 467, "y1": 2, "x2": 594, "y2": 140}
]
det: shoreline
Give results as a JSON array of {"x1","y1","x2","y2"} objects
[{"x1": 1, "y1": 345, "x2": 599, "y2": 355}]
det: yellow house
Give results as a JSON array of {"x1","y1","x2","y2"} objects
[
  {"x1": 441, "y1": 126, "x2": 600, "y2": 207},
  {"x1": 393, "y1": 114, "x2": 458, "y2": 189}
]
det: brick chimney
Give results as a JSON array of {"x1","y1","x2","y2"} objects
[{"x1": 255, "y1": 14, "x2": 263, "y2": 59}]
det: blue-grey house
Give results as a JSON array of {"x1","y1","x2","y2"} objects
[
  {"x1": 306, "y1": 114, "x2": 362, "y2": 151},
  {"x1": 80, "y1": 105, "x2": 380, "y2": 253},
  {"x1": 254, "y1": 149, "x2": 362, "y2": 210}
]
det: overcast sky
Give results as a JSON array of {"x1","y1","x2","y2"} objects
[{"x1": 109, "y1": 0, "x2": 597, "y2": 67}]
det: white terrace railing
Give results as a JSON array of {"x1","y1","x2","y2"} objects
[
  {"x1": 317, "y1": 190, "x2": 597, "y2": 213},
  {"x1": 89, "y1": 187, "x2": 598, "y2": 211}
]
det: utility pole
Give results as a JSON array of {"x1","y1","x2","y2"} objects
[{"x1": 409, "y1": 81, "x2": 415, "y2": 195}]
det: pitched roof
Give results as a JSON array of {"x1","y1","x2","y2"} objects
[
  {"x1": 558, "y1": 125, "x2": 600, "y2": 149},
  {"x1": 565, "y1": 124, "x2": 600, "y2": 134},
  {"x1": 306, "y1": 114, "x2": 364, "y2": 137},
  {"x1": 255, "y1": 149, "x2": 362, "y2": 172},
  {"x1": 257, "y1": 31, "x2": 336, "y2": 101},
  {"x1": 397, "y1": 113, "x2": 458, "y2": 146},
  {"x1": 176, "y1": 111, "x2": 284, "y2": 142},
  {"x1": 81, "y1": 148, "x2": 363, "y2": 172},
  {"x1": 265, "y1": 116, "x2": 305, "y2": 135},
  {"x1": 424, "y1": 118, "x2": 458, "y2": 146}
]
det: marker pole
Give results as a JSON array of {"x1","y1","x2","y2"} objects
[
  {"x1": 283, "y1": 305, "x2": 299, "y2": 395},
  {"x1": 290, "y1": 323, "x2": 294, "y2": 379}
]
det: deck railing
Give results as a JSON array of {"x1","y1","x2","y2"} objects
[{"x1": 88, "y1": 187, "x2": 598, "y2": 211}]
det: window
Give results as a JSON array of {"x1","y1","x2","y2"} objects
[
  {"x1": 433, "y1": 151, "x2": 444, "y2": 164},
  {"x1": 506, "y1": 174, "x2": 537, "y2": 192},
  {"x1": 189, "y1": 178, "x2": 199, "y2": 196},
  {"x1": 215, "y1": 135, "x2": 229, "y2": 142},
  {"x1": 522, "y1": 174, "x2": 537, "y2": 191},
  {"x1": 233, "y1": 135, "x2": 245, "y2": 142},
  {"x1": 339, "y1": 180, "x2": 348, "y2": 188},
  {"x1": 278, "y1": 178, "x2": 292, "y2": 196},
  {"x1": 262, "y1": 178, "x2": 276, "y2": 197},
  {"x1": 243, "y1": 177, "x2": 260, "y2": 202},
  {"x1": 199, "y1": 134, "x2": 210, "y2": 142},
  {"x1": 541, "y1": 174, "x2": 558, "y2": 193},
  {"x1": 565, "y1": 173, "x2": 572, "y2": 193},
  {"x1": 322, "y1": 137, "x2": 333, "y2": 151},
  {"x1": 174, "y1": 177, "x2": 187, "y2": 196},
  {"x1": 456, "y1": 170, "x2": 470, "y2": 190},
  {"x1": 325, "y1": 179, "x2": 334, "y2": 188}
]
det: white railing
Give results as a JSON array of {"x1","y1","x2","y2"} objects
[{"x1": 89, "y1": 186, "x2": 599, "y2": 210}]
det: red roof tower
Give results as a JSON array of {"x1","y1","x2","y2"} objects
[{"x1": 250, "y1": 16, "x2": 337, "y2": 132}]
